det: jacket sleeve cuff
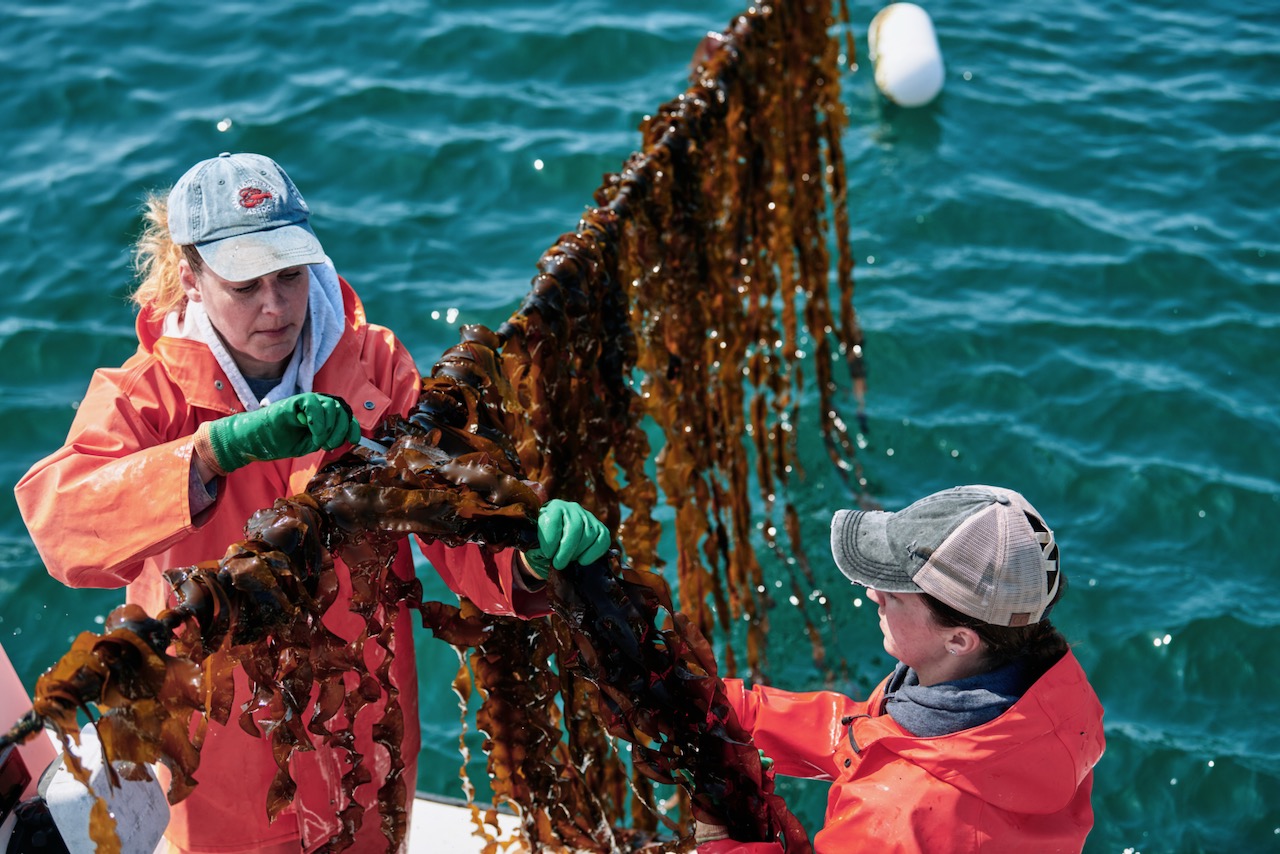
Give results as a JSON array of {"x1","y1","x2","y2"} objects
[
  {"x1": 193, "y1": 423, "x2": 230, "y2": 478},
  {"x1": 188, "y1": 455, "x2": 218, "y2": 516}
]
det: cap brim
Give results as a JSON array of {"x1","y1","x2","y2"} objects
[
  {"x1": 830, "y1": 509, "x2": 922, "y2": 592},
  {"x1": 197, "y1": 222, "x2": 326, "y2": 282}
]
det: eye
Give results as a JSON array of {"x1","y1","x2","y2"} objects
[{"x1": 232, "y1": 282, "x2": 259, "y2": 295}]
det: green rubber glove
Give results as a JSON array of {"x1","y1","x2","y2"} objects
[
  {"x1": 522, "y1": 499, "x2": 611, "y2": 579},
  {"x1": 759, "y1": 748, "x2": 774, "y2": 772},
  {"x1": 205, "y1": 393, "x2": 360, "y2": 473}
]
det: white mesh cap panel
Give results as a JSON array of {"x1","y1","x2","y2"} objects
[{"x1": 912, "y1": 487, "x2": 1057, "y2": 626}]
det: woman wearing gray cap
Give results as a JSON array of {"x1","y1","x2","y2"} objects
[
  {"x1": 15, "y1": 152, "x2": 608, "y2": 854},
  {"x1": 696, "y1": 485, "x2": 1105, "y2": 854}
]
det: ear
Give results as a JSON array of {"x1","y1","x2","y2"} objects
[
  {"x1": 944, "y1": 626, "x2": 983, "y2": 657},
  {"x1": 179, "y1": 257, "x2": 201, "y2": 303}
]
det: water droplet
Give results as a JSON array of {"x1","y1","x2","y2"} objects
[{"x1": 533, "y1": 158, "x2": 545, "y2": 170}]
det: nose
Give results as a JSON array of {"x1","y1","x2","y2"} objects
[
  {"x1": 259, "y1": 279, "x2": 288, "y2": 315},
  {"x1": 865, "y1": 588, "x2": 885, "y2": 606}
]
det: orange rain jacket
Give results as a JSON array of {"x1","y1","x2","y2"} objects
[
  {"x1": 702, "y1": 651, "x2": 1104, "y2": 854},
  {"x1": 15, "y1": 278, "x2": 548, "y2": 853}
]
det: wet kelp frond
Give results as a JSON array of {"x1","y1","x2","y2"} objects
[
  {"x1": 503, "y1": 0, "x2": 866, "y2": 679},
  {"x1": 2, "y1": 2, "x2": 866, "y2": 851}
]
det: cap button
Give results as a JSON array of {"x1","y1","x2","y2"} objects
[
  {"x1": 219, "y1": 152, "x2": 231, "y2": 157},
  {"x1": 995, "y1": 495, "x2": 1010, "y2": 505}
]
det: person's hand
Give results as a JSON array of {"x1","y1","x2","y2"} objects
[
  {"x1": 694, "y1": 819, "x2": 731, "y2": 845},
  {"x1": 198, "y1": 393, "x2": 360, "y2": 474},
  {"x1": 683, "y1": 750, "x2": 776, "y2": 851},
  {"x1": 522, "y1": 499, "x2": 610, "y2": 579},
  {"x1": 693, "y1": 813, "x2": 784, "y2": 852}
]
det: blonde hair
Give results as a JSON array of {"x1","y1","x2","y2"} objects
[{"x1": 131, "y1": 191, "x2": 194, "y2": 321}]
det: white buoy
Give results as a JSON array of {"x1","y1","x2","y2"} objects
[{"x1": 868, "y1": 3, "x2": 945, "y2": 107}]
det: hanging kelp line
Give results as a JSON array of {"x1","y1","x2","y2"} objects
[{"x1": 1, "y1": 1, "x2": 867, "y2": 852}]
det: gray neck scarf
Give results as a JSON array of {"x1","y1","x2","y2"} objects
[{"x1": 881, "y1": 659, "x2": 1032, "y2": 737}]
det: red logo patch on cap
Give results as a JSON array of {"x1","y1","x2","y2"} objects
[{"x1": 239, "y1": 187, "x2": 273, "y2": 208}]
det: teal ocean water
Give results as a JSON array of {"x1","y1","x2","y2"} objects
[{"x1": 1, "y1": 1, "x2": 1276, "y2": 851}]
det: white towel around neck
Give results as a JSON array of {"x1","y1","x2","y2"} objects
[{"x1": 161, "y1": 258, "x2": 346, "y2": 411}]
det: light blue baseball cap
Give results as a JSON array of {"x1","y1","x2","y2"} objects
[{"x1": 167, "y1": 152, "x2": 326, "y2": 282}]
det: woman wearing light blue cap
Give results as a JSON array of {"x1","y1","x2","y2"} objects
[{"x1": 15, "y1": 152, "x2": 608, "y2": 854}]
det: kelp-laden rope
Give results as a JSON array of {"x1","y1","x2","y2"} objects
[
  {"x1": 436, "y1": 2, "x2": 867, "y2": 845},
  {"x1": 426, "y1": 1, "x2": 868, "y2": 848},
  {"x1": 1, "y1": 1, "x2": 869, "y2": 851}
]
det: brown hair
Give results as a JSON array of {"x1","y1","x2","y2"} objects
[
  {"x1": 921, "y1": 573, "x2": 1070, "y2": 681},
  {"x1": 130, "y1": 191, "x2": 193, "y2": 321}
]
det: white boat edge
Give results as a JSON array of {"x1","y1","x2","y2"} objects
[{"x1": 409, "y1": 791, "x2": 523, "y2": 853}]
